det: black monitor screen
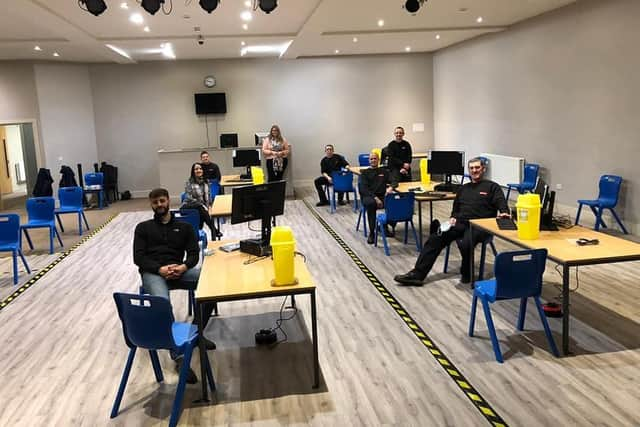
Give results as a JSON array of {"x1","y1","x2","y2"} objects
[
  {"x1": 220, "y1": 133, "x2": 238, "y2": 148},
  {"x1": 194, "y1": 93, "x2": 227, "y2": 115},
  {"x1": 231, "y1": 181, "x2": 286, "y2": 225},
  {"x1": 429, "y1": 151, "x2": 465, "y2": 175},
  {"x1": 232, "y1": 149, "x2": 261, "y2": 167}
]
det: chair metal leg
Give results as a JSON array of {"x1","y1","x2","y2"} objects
[
  {"x1": 410, "y1": 221, "x2": 420, "y2": 252},
  {"x1": 468, "y1": 294, "x2": 478, "y2": 337},
  {"x1": 55, "y1": 213, "x2": 65, "y2": 233},
  {"x1": 18, "y1": 249, "x2": 30, "y2": 274},
  {"x1": 188, "y1": 290, "x2": 195, "y2": 316},
  {"x1": 480, "y1": 298, "x2": 503, "y2": 363},
  {"x1": 593, "y1": 206, "x2": 606, "y2": 230},
  {"x1": 202, "y1": 345, "x2": 216, "y2": 393},
  {"x1": 609, "y1": 208, "x2": 629, "y2": 234},
  {"x1": 534, "y1": 297, "x2": 559, "y2": 357},
  {"x1": 403, "y1": 221, "x2": 409, "y2": 244},
  {"x1": 516, "y1": 297, "x2": 528, "y2": 331},
  {"x1": 169, "y1": 343, "x2": 194, "y2": 427},
  {"x1": 82, "y1": 211, "x2": 90, "y2": 230},
  {"x1": 22, "y1": 228, "x2": 34, "y2": 250},
  {"x1": 54, "y1": 227, "x2": 64, "y2": 247},
  {"x1": 110, "y1": 347, "x2": 137, "y2": 418},
  {"x1": 443, "y1": 244, "x2": 451, "y2": 273},
  {"x1": 148, "y1": 350, "x2": 164, "y2": 382},
  {"x1": 478, "y1": 242, "x2": 488, "y2": 281},
  {"x1": 489, "y1": 240, "x2": 497, "y2": 256},
  {"x1": 574, "y1": 203, "x2": 583, "y2": 225}
]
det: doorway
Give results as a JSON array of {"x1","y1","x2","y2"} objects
[{"x1": 0, "y1": 122, "x2": 38, "y2": 210}]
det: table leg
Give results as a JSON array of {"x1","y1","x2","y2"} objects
[
  {"x1": 196, "y1": 301, "x2": 210, "y2": 402},
  {"x1": 418, "y1": 202, "x2": 424, "y2": 248},
  {"x1": 429, "y1": 200, "x2": 433, "y2": 223},
  {"x1": 562, "y1": 264, "x2": 570, "y2": 355},
  {"x1": 469, "y1": 224, "x2": 475, "y2": 289},
  {"x1": 311, "y1": 290, "x2": 319, "y2": 388}
]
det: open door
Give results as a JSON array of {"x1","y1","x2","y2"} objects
[{"x1": 0, "y1": 126, "x2": 14, "y2": 195}]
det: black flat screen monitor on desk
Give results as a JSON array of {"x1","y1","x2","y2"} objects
[
  {"x1": 430, "y1": 150, "x2": 465, "y2": 191},
  {"x1": 232, "y1": 149, "x2": 261, "y2": 179},
  {"x1": 220, "y1": 133, "x2": 238, "y2": 148},
  {"x1": 231, "y1": 180, "x2": 286, "y2": 255}
]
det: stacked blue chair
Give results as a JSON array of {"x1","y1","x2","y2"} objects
[
  {"x1": 111, "y1": 293, "x2": 215, "y2": 427},
  {"x1": 375, "y1": 192, "x2": 420, "y2": 256},
  {"x1": 468, "y1": 249, "x2": 559, "y2": 363},
  {"x1": 330, "y1": 170, "x2": 358, "y2": 213},
  {"x1": 443, "y1": 236, "x2": 497, "y2": 281},
  {"x1": 55, "y1": 186, "x2": 90, "y2": 235},
  {"x1": 0, "y1": 214, "x2": 31, "y2": 285},
  {"x1": 20, "y1": 197, "x2": 63, "y2": 254},
  {"x1": 84, "y1": 172, "x2": 107, "y2": 209},
  {"x1": 358, "y1": 153, "x2": 370, "y2": 167},
  {"x1": 575, "y1": 174, "x2": 628, "y2": 234},
  {"x1": 505, "y1": 163, "x2": 539, "y2": 201}
]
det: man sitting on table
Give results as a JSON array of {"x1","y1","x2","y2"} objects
[
  {"x1": 394, "y1": 157, "x2": 510, "y2": 286},
  {"x1": 133, "y1": 188, "x2": 216, "y2": 383},
  {"x1": 360, "y1": 151, "x2": 398, "y2": 244},
  {"x1": 314, "y1": 144, "x2": 350, "y2": 207}
]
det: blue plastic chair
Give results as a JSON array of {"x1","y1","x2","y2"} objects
[
  {"x1": 173, "y1": 208, "x2": 207, "y2": 267},
  {"x1": 358, "y1": 153, "x2": 370, "y2": 167},
  {"x1": 209, "y1": 179, "x2": 220, "y2": 203},
  {"x1": 505, "y1": 163, "x2": 539, "y2": 201},
  {"x1": 84, "y1": 172, "x2": 107, "y2": 209},
  {"x1": 20, "y1": 197, "x2": 63, "y2": 254},
  {"x1": 0, "y1": 214, "x2": 31, "y2": 285},
  {"x1": 355, "y1": 204, "x2": 368, "y2": 237},
  {"x1": 55, "y1": 187, "x2": 90, "y2": 235},
  {"x1": 575, "y1": 175, "x2": 628, "y2": 234},
  {"x1": 330, "y1": 170, "x2": 358, "y2": 213},
  {"x1": 111, "y1": 293, "x2": 215, "y2": 427},
  {"x1": 469, "y1": 249, "x2": 559, "y2": 363},
  {"x1": 375, "y1": 192, "x2": 420, "y2": 256},
  {"x1": 443, "y1": 236, "x2": 497, "y2": 280}
]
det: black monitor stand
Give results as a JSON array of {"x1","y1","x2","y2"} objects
[
  {"x1": 239, "y1": 201, "x2": 272, "y2": 256},
  {"x1": 433, "y1": 174, "x2": 461, "y2": 192},
  {"x1": 239, "y1": 166, "x2": 252, "y2": 180}
]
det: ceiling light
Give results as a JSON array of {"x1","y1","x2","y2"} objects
[
  {"x1": 241, "y1": 41, "x2": 246, "y2": 46},
  {"x1": 79, "y1": 0, "x2": 107, "y2": 16},
  {"x1": 106, "y1": 44, "x2": 132, "y2": 60},
  {"x1": 242, "y1": 23, "x2": 248, "y2": 30},
  {"x1": 34, "y1": 46, "x2": 42, "y2": 51},
  {"x1": 143, "y1": 26, "x2": 150, "y2": 32},
  {"x1": 405, "y1": 46, "x2": 411, "y2": 52},
  {"x1": 244, "y1": 0, "x2": 252, "y2": 7},
  {"x1": 476, "y1": 16, "x2": 483, "y2": 23},
  {"x1": 240, "y1": 11, "x2": 253, "y2": 21},
  {"x1": 335, "y1": 49, "x2": 340, "y2": 54},
  {"x1": 240, "y1": 41, "x2": 292, "y2": 57},
  {"x1": 161, "y1": 43, "x2": 175, "y2": 59},
  {"x1": 258, "y1": 0, "x2": 278, "y2": 14},
  {"x1": 352, "y1": 37, "x2": 358, "y2": 43},
  {"x1": 199, "y1": 0, "x2": 220, "y2": 13},
  {"x1": 435, "y1": 34, "x2": 440, "y2": 39},
  {"x1": 377, "y1": 19, "x2": 384, "y2": 27},
  {"x1": 141, "y1": 0, "x2": 164, "y2": 15},
  {"x1": 404, "y1": 0, "x2": 424, "y2": 14},
  {"x1": 120, "y1": 2, "x2": 128, "y2": 9},
  {"x1": 129, "y1": 13, "x2": 144, "y2": 24},
  {"x1": 53, "y1": 52, "x2": 60, "y2": 57}
]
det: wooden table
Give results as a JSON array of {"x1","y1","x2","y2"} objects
[
  {"x1": 469, "y1": 218, "x2": 640, "y2": 355},
  {"x1": 412, "y1": 152, "x2": 429, "y2": 159},
  {"x1": 195, "y1": 240, "x2": 319, "y2": 401},
  {"x1": 210, "y1": 194, "x2": 232, "y2": 238},
  {"x1": 220, "y1": 174, "x2": 253, "y2": 188}
]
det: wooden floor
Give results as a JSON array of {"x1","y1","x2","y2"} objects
[{"x1": 0, "y1": 189, "x2": 639, "y2": 426}]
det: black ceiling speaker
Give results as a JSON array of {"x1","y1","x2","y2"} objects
[
  {"x1": 141, "y1": 0, "x2": 164, "y2": 15},
  {"x1": 199, "y1": 0, "x2": 220, "y2": 13},
  {"x1": 405, "y1": 0, "x2": 422, "y2": 14},
  {"x1": 79, "y1": 0, "x2": 107, "y2": 16},
  {"x1": 259, "y1": 0, "x2": 278, "y2": 14}
]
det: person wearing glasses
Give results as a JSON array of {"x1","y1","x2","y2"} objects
[
  {"x1": 394, "y1": 157, "x2": 510, "y2": 286},
  {"x1": 314, "y1": 144, "x2": 350, "y2": 207}
]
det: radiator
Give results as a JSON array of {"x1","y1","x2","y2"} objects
[{"x1": 480, "y1": 153, "x2": 524, "y2": 187}]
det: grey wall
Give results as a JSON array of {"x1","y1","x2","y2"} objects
[
  {"x1": 433, "y1": 0, "x2": 640, "y2": 232},
  {"x1": 0, "y1": 62, "x2": 39, "y2": 121},
  {"x1": 90, "y1": 54, "x2": 434, "y2": 194}
]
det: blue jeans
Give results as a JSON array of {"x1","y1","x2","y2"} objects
[{"x1": 141, "y1": 267, "x2": 201, "y2": 300}]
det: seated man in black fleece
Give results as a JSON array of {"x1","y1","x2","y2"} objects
[
  {"x1": 394, "y1": 157, "x2": 510, "y2": 286},
  {"x1": 359, "y1": 151, "x2": 398, "y2": 244},
  {"x1": 314, "y1": 144, "x2": 350, "y2": 206}
]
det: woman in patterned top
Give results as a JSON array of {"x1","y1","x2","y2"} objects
[
  {"x1": 262, "y1": 124, "x2": 290, "y2": 182},
  {"x1": 181, "y1": 162, "x2": 222, "y2": 238}
]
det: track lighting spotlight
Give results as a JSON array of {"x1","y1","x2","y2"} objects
[
  {"x1": 258, "y1": 0, "x2": 278, "y2": 14},
  {"x1": 199, "y1": 0, "x2": 220, "y2": 13},
  {"x1": 404, "y1": 0, "x2": 424, "y2": 14},
  {"x1": 78, "y1": 0, "x2": 107, "y2": 16},
  {"x1": 141, "y1": 0, "x2": 163, "y2": 15}
]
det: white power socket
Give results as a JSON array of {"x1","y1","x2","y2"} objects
[{"x1": 556, "y1": 183, "x2": 563, "y2": 190}]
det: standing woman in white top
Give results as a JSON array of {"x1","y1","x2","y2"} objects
[{"x1": 262, "y1": 124, "x2": 290, "y2": 182}]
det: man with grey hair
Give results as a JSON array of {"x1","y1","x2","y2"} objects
[{"x1": 394, "y1": 157, "x2": 510, "y2": 286}]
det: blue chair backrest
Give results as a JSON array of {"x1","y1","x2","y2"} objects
[
  {"x1": 85, "y1": 172, "x2": 104, "y2": 187},
  {"x1": 522, "y1": 164, "x2": 539, "y2": 186},
  {"x1": 173, "y1": 209, "x2": 200, "y2": 237},
  {"x1": 494, "y1": 249, "x2": 547, "y2": 300},
  {"x1": 384, "y1": 192, "x2": 415, "y2": 222},
  {"x1": 358, "y1": 154, "x2": 370, "y2": 167},
  {"x1": 598, "y1": 175, "x2": 622, "y2": 205},
  {"x1": 209, "y1": 179, "x2": 220, "y2": 201},
  {"x1": 113, "y1": 293, "x2": 176, "y2": 350},
  {"x1": 331, "y1": 170, "x2": 355, "y2": 192},
  {"x1": 0, "y1": 214, "x2": 21, "y2": 245},
  {"x1": 26, "y1": 197, "x2": 55, "y2": 222},
  {"x1": 58, "y1": 186, "x2": 83, "y2": 208}
]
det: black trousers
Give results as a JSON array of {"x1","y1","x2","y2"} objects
[
  {"x1": 362, "y1": 195, "x2": 396, "y2": 235},
  {"x1": 266, "y1": 158, "x2": 288, "y2": 182},
  {"x1": 314, "y1": 176, "x2": 344, "y2": 203},
  {"x1": 413, "y1": 222, "x2": 491, "y2": 279},
  {"x1": 390, "y1": 168, "x2": 412, "y2": 184}
]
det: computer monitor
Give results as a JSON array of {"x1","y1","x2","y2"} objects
[
  {"x1": 231, "y1": 181, "x2": 286, "y2": 253},
  {"x1": 232, "y1": 149, "x2": 261, "y2": 178},
  {"x1": 429, "y1": 151, "x2": 465, "y2": 185},
  {"x1": 220, "y1": 133, "x2": 238, "y2": 148}
]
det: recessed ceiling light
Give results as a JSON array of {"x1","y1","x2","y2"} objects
[
  {"x1": 120, "y1": 2, "x2": 128, "y2": 9},
  {"x1": 242, "y1": 23, "x2": 248, "y2": 30},
  {"x1": 240, "y1": 10, "x2": 253, "y2": 21},
  {"x1": 352, "y1": 37, "x2": 358, "y2": 43},
  {"x1": 335, "y1": 49, "x2": 340, "y2": 54},
  {"x1": 377, "y1": 19, "x2": 384, "y2": 27},
  {"x1": 53, "y1": 52, "x2": 60, "y2": 57},
  {"x1": 129, "y1": 13, "x2": 144, "y2": 24},
  {"x1": 34, "y1": 45, "x2": 42, "y2": 51},
  {"x1": 405, "y1": 46, "x2": 411, "y2": 52},
  {"x1": 476, "y1": 16, "x2": 483, "y2": 23},
  {"x1": 161, "y1": 43, "x2": 175, "y2": 59},
  {"x1": 435, "y1": 34, "x2": 440, "y2": 39},
  {"x1": 241, "y1": 41, "x2": 246, "y2": 46},
  {"x1": 244, "y1": 0, "x2": 252, "y2": 7},
  {"x1": 240, "y1": 41, "x2": 292, "y2": 58},
  {"x1": 143, "y1": 26, "x2": 150, "y2": 32},
  {"x1": 106, "y1": 44, "x2": 132, "y2": 60}
]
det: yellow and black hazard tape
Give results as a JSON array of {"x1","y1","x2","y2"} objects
[
  {"x1": 303, "y1": 200, "x2": 508, "y2": 427},
  {"x1": 0, "y1": 214, "x2": 118, "y2": 313}
]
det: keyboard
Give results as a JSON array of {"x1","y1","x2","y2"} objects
[
  {"x1": 226, "y1": 178, "x2": 252, "y2": 183},
  {"x1": 496, "y1": 217, "x2": 517, "y2": 230},
  {"x1": 220, "y1": 242, "x2": 240, "y2": 252}
]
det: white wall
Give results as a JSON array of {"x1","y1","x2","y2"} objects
[
  {"x1": 34, "y1": 63, "x2": 98, "y2": 191},
  {"x1": 434, "y1": 0, "x2": 640, "y2": 232}
]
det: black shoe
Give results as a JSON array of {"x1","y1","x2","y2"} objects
[
  {"x1": 394, "y1": 271, "x2": 424, "y2": 286},
  {"x1": 174, "y1": 357, "x2": 198, "y2": 384},
  {"x1": 215, "y1": 230, "x2": 223, "y2": 238},
  {"x1": 384, "y1": 225, "x2": 395, "y2": 238},
  {"x1": 316, "y1": 201, "x2": 330, "y2": 207},
  {"x1": 367, "y1": 235, "x2": 375, "y2": 245},
  {"x1": 202, "y1": 336, "x2": 216, "y2": 350},
  {"x1": 338, "y1": 200, "x2": 346, "y2": 206}
]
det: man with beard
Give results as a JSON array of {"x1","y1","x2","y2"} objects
[{"x1": 133, "y1": 188, "x2": 215, "y2": 383}]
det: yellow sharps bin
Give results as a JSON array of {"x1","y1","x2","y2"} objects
[
  {"x1": 515, "y1": 193, "x2": 541, "y2": 240},
  {"x1": 270, "y1": 226, "x2": 297, "y2": 286},
  {"x1": 420, "y1": 158, "x2": 430, "y2": 185},
  {"x1": 251, "y1": 166, "x2": 264, "y2": 185}
]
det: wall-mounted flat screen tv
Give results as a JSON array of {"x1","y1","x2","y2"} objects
[{"x1": 195, "y1": 93, "x2": 227, "y2": 115}]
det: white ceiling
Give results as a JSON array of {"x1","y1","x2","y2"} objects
[{"x1": 0, "y1": 0, "x2": 576, "y2": 63}]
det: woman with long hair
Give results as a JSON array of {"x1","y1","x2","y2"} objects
[
  {"x1": 181, "y1": 162, "x2": 222, "y2": 238},
  {"x1": 262, "y1": 124, "x2": 290, "y2": 182}
]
